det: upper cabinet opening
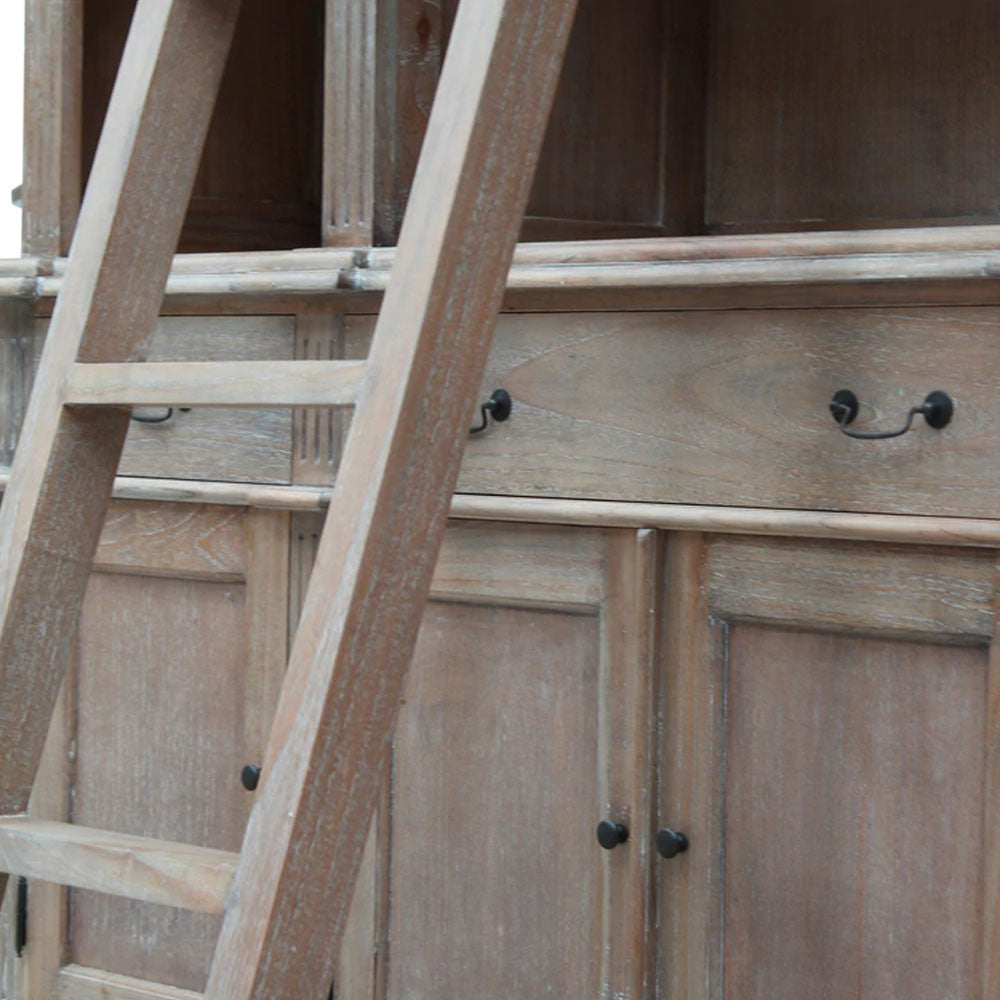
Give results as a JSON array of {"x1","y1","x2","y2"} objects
[
  {"x1": 389, "y1": 0, "x2": 1000, "y2": 243},
  {"x1": 81, "y1": 0, "x2": 323, "y2": 253},
  {"x1": 69, "y1": 0, "x2": 1000, "y2": 253}
]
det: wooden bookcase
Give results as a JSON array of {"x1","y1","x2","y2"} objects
[{"x1": 3, "y1": 1, "x2": 1000, "y2": 998}]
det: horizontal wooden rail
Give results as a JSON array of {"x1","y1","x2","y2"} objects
[
  {"x1": 66, "y1": 360, "x2": 366, "y2": 408},
  {"x1": 0, "y1": 817, "x2": 236, "y2": 912},
  {"x1": 2, "y1": 468, "x2": 998, "y2": 547},
  {"x1": 59, "y1": 965, "x2": 204, "y2": 1000},
  {"x1": 3, "y1": 222, "x2": 1000, "y2": 307}
]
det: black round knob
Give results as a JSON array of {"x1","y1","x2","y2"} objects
[
  {"x1": 241, "y1": 764, "x2": 261, "y2": 791},
  {"x1": 596, "y1": 820, "x2": 629, "y2": 850},
  {"x1": 656, "y1": 827, "x2": 689, "y2": 859}
]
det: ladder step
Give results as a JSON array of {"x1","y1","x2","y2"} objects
[
  {"x1": 0, "y1": 817, "x2": 236, "y2": 912},
  {"x1": 66, "y1": 360, "x2": 367, "y2": 408},
  {"x1": 59, "y1": 964, "x2": 204, "y2": 1000}
]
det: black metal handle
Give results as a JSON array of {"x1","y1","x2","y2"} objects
[
  {"x1": 596, "y1": 820, "x2": 629, "y2": 850},
  {"x1": 131, "y1": 406, "x2": 192, "y2": 425},
  {"x1": 241, "y1": 764, "x2": 261, "y2": 791},
  {"x1": 469, "y1": 389, "x2": 512, "y2": 434},
  {"x1": 656, "y1": 827, "x2": 689, "y2": 860},
  {"x1": 830, "y1": 389, "x2": 953, "y2": 440}
]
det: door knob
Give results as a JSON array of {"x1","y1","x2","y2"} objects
[
  {"x1": 596, "y1": 820, "x2": 629, "y2": 850},
  {"x1": 656, "y1": 827, "x2": 689, "y2": 859}
]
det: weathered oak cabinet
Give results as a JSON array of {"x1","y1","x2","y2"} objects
[{"x1": 3, "y1": 0, "x2": 1000, "y2": 997}]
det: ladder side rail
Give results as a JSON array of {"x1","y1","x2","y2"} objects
[
  {"x1": 0, "y1": 0, "x2": 242, "y2": 845},
  {"x1": 205, "y1": 2, "x2": 580, "y2": 997}
]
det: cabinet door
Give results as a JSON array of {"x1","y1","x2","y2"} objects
[
  {"x1": 294, "y1": 519, "x2": 660, "y2": 999},
  {"x1": 658, "y1": 534, "x2": 1000, "y2": 1000},
  {"x1": 9, "y1": 501, "x2": 288, "y2": 1000}
]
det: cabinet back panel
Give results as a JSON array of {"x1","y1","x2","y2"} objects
[
  {"x1": 708, "y1": 0, "x2": 1000, "y2": 231},
  {"x1": 83, "y1": 0, "x2": 323, "y2": 252},
  {"x1": 724, "y1": 624, "x2": 986, "y2": 999}
]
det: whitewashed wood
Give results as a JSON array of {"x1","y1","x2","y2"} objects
[
  {"x1": 22, "y1": 0, "x2": 82, "y2": 256},
  {"x1": 31, "y1": 315, "x2": 296, "y2": 484},
  {"x1": 0, "y1": 302, "x2": 32, "y2": 466},
  {"x1": 293, "y1": 313, "x2": 347, "y2": 484},
  {"x1": 12, "y1": 244, "x2": 1000, "y2": 312},
  {"x1": 0, "y1": 819, "x2": 236, "y2": 913},
  {"x1": 58, "y1": 500, "x2": 286, "y2": 992},
  {"x1": 710, "y1": 536, "x2": 996, "y2": 640},
  {"x1": 452, "y1": 308, "x2": 1000, "y2": 517},
  {"x1": 59, "y1": 965, "x2": 203, "y2": 1000},
  {"x1": 207, "y1": 6, "x2": 579, "y2": 994},
  {"x1": 67, "y1": 360, "x2": 365, "y2": 408},
  {"x1": 0, "y1": 0, "x2": 242, "y2": 848},
  {"x1": 324, "y1": 0, "x2": 377, "y2": 245},
  {"x1": 10, "y1": 470, "x2": 1000, "y2": 548}
]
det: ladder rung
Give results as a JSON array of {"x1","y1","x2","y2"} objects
[
  {"x1": 66, "y1": 360, "x2": 367, "y2": 408},
  {"x1": 0, "y1": 817, "x2": 236, "y2": 912}
]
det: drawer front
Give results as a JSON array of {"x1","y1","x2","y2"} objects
[
  {"x1": 349, "y1": 308, "x2": 1000, "y2": 517},
  {"x1": 34, "y1": 315, "x2": 294, "y2": 483}
]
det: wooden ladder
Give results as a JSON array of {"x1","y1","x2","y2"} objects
[{"x1": 0, "y1": 1, "x2": 578, "y2": 996}]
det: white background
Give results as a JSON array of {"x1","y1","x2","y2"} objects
[{"x1": 0, "y1": 3, "x2": 24, "y2": 258}]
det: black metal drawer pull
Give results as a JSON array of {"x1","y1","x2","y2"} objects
[
  {"x1": 596, "y1": 820, "x2": 629, "y2": 850},
  {"x1": 131, "y1": 406, "x2": 192, "y2": 424},
  {"x1": 656, "y1": 827, "x2": 689, "y2": 860},
  {"x1": 469, "y1": 388, "x2": 512, "y2": 434},
  {"x1": 829, "y1": 389, "x2": 953, "y2": 440}
]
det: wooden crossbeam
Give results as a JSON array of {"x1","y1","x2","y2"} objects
[
  {"x1": 0, "y1": 817, "x2": 236, "y2": 912},
  {"x1": 67, "y1": 360, "x2": 366, "y2": 407},
  {"x1": 204, "y1": 2, "x2": 580, "y2": 998},
  {"x1": 0, "y1": 0, "x2": 241, "y2": 910}
]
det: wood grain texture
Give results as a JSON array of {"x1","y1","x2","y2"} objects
[
  {"x1": 431, "y1": 308, "x2": 1000, "y2": 517},
  {"x1": 389, "y1": 600, "x2": 601, "y2": 999},
  {"x1": 32, "y1": 315, "x2": 295, "y2": 485},
  {"x1": 18, "y1": 241, "x2": 1000, "y2": 313},
  {"x1": 724, "y1": 625, "x2": 986, "y2": 999},
  {"x1": 11, "y1": 468, "x2": 1000, "y2": 549},
  {"x1": 67, "y1": 360, "x2": 365, "y2": 408},
  {"x1": 324, "y1": 0, "x2": 377, "y2": 245},
  {"x1": 22, "y1": 0, "x2": 82, "y2": 255},
  {"x1": 69, "y1": 569, "x2": 249, "y2": 988},
  {"x1": 986, "y1": 578, "x2": 1000, "y2": 999},
  {"x1": 294, "y1": 313, "x2": 347, "y2": 485},
  {"x1": 92, "y1": 501, "x2": 247, "y2": 582},
  {"x1": 710, "y1": 536, "x2": 996, "y2": 641},
  {"x1": 430, "y1": 519, "x2": 605, "y2": 610},
  {"x1": 23, "y1": 662, "x2": 75, "y2": 1000},
  {"x1": 59, "y1": 965, "x2": 203, "y2": 1000},
  {"x1": 0, "y1": 0, "x2": 242, "y2": 841},
  {"x1": 600, "y1": 529, "x2": 659, "y2": 998},
  {"x1": 709, "y1": 0, "x2": 1000, "y2": 232},
  {"x1": 657, "y1": 533, "x2": 725, "y2": 1000},
  {"x1": 0, "y1": 302, "x2": 33, "y2": 467},
  {"x1": 82, "y1": 0, "x2": 323, "y2": 253},
  {"x1": 0, "y1": 819, "x2": 236, "y2": 913},
  {"x1": 206, "y1": 4, "x2": 578, "y2": 997},
  {"x1": 42, "y1": 500, "x2": 284, "y2": 994}
]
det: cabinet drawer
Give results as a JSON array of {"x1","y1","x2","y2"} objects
[
  {"x1": 351, "y1": 308, "x2": 1000, "y2": 517},
  {"x1": 34, "y1": 315, "x2": 295, "y2": 483}
]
